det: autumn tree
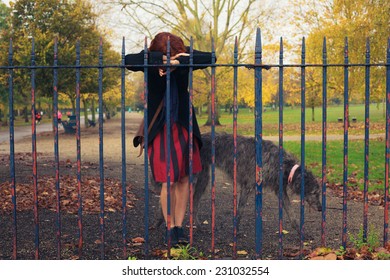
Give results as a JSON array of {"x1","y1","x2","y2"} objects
[
  {"x1": 101, "y1": 0, "x2": 276, "y2": 125},
  {"x1": 0, "y1": 0, "x2": 120, "y2": 126},
  {"x1": 291, "y1": 0, "x2": 390, "y2": 117},
  {"x1": 0, "y1": 2, "x2": 10, "y2": 125}
]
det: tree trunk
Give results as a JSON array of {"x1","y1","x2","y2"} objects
[
  {"x1": 23, "y1": 106, "x2": 29, "y2": 123},
  {"x1": 204, "y1": 102, "x2": 221, "y2": 126},
  {"x1": 1, "y1": 106, "x2": 8, "y2": 126},
  {"x1": 71, "y1": 99, "x2": 76, "y2": 115},
  {"x1": 91, "y1": 98, "x2": 96, "y2": 122},
  {"x1": 383, "y1": 98, "x2": 386, "y2": 118},
  {"x1": 47, "y1": 103, "x2": 52, "y2": 119},
  {"x1": 311, "y1": 105, "x2": 315, "y2": 122},
  {"x1": 83, "y1": 99, "x2": 88, "y2": 127}
]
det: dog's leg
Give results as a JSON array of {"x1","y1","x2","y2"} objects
[
  {"x1": 236, "y1": 183, "x2": 252, "y2": 232},
  {"x1": 192, "y1": 164, "x2": 210, "y2": 227},
  {"x1": 281, "y1": 193, "x2": 300, "y2": 234}
]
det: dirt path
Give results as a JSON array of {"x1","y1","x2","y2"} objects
[{"x1": 0, "y1": 112, "x2": 387, "y2": 260}]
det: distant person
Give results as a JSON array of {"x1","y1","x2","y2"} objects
[
  {"x1": 57, "y1": 110, "x2": 62, "y2": 124},
  {"x1": 35, "y1": 110, "x2": 41, "y2": 124}
]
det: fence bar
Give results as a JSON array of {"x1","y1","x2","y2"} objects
[
  {"x1": 120, "y1": 37, "x2": 127, "y2": 258},
  {"x1": 210, "y1": 38, "x2": 217, "y2": 256},
  {"x1": 8, "y1": 38, "x2": 17, "y2": 260},
  {"x1": 278, "y1": 37, "x2": 284, "y2": 258},
  {"x1": 30, "y1": 38, "x2": 40, "y2": 260},
  {"x1": 5, "y1": 32, "x2": 390, "y2": 260},
  {"x1": 232, "y1": 37, "x2": 238, "y2": 259},
  {"x1": 53, "y1": 37, "x2": 61, "y2": 259},
  {"x1": 254, "y1": 28, "x2": 264, "y2": 259},
  {"x1": 300, "y1": 37, "x2": 306, "y2": 256},
  {"x1": 342, "y1": 37, "x2": 349, "y2": 249},
  {"x1": 188, "y1": 38, "x2": 194, "y2": 246},
  {"x1": 4, "y1": 61, "x2": 390, "y2": 70},
  {"x1": 321, "y1": 37, "x2": 328, "y2": 246},
  {"x1": 385, "y1": 38, "x2": 390, "y2": 246},
  {"x1": 98, "y1": 38, "x2": 105, "y2": 259},
  {"x1": 143, "y1": 37, "x2": 150, "y2": 257},
  {"x1": 363, "y1": 38, "x2": 371, "y2": 242},
  {"x1": 75, "y1": 41, "x2": 83, "y2": 257},
  {"x1": 165, "y1": 38, "x2": 174, "y2": 256}
]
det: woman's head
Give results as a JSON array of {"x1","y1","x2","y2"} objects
[{"x1": 149, "y1": 32, "x2": 186, "y2": 56}]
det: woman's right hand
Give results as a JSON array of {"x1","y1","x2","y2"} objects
[
  {"x1": 160, "y1": 53, "x2": 189, "y2": 76},
  {"x1": 171, "y1": 53, "x2": 189, "y2": 60}
]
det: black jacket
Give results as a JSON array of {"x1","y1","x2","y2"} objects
[{"x1": 125, "y1": 47, "x2": 215, "y2": 148}]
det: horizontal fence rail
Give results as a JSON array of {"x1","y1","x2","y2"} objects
[{"x1": 0, "y1": 28, "x2": 389, "y2": 260}]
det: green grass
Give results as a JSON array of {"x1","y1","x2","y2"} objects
[
  {"x1": 284, "y1": 139, "x2": 386, "y2": 192},
  {"x1": 197, "y1": 104, "x2": 387, "y2": 192},
  {"x1": 197, "y1": 103, "x2": 386, "y2": 135}
]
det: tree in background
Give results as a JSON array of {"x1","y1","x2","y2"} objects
[
  {"x1": 0, "y1": 0, "x2": 120, "y2": 126},
  {"x1": 292, "y1": 0, "x2": 390, "y2": 117},
  {"x1": 0, "y1": 1, "x2": 10, "y2": 125},
  {"x1": 102, "y1": 0, "x2": 277, "y2": 125}
]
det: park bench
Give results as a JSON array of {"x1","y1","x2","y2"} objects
[
  {"x1": 338, "y1": 117, "x2": 357, "y2": 123},
  {"x1": 62, "y1": 115, "x2": 77, "y2": 134},
  {"x1": 87, "y1": 119, "x2": 96, "y2": 127}
]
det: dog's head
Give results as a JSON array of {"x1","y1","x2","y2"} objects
[
  {"x1": 303, "y1": 171, "x2": 322, "y2": 212},
  {"x1": 291, "y1": 167, "x2": 322, "y2": 212}
]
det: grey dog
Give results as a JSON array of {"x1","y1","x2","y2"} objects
[
  {"x1": 155, "y1": 132, "x2": 322, "y2": 231},
  {"x1": 192, "y1": 132, "x2": 322, "y2": 231}
]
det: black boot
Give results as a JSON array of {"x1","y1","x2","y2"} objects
[
  {"x1": 175, "y1": 226, "x2": 188, "y2": 245},
  {"x1": 164, "y1": 227, "x2": 178, "y2": 247}
]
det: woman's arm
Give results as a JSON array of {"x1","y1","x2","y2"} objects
[
  {"x1": 175, "y1": 48, "x2": 216, "y2": 70},
  {"x1": 125, "y1": 50, "x2": 164, "y2": 72}
]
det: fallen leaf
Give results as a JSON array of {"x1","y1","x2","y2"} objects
[
  {"x1": 237, "y1": 250, "x2": 248, "y2": 255},
  {"x1": 131, "y1": 237, "x2": 145, "y2": 244},
  {"x1": 324, "y1": 253, "x2": 337, "y2": 260},
  {"x1": 310, "y1": 256, "x2": 325, "y2": 260},
  {"x1": 275, "y1": 230, "x2": 289, "y2": 235}
]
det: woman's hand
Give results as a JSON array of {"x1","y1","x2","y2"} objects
[
  {"x1": 162, "y1": 53, "x2": 189, "y2": 64},
  {"x1": 160, "y1": 53, "x2": 189, "y2": 76},
  {"x1": 171, "y1": 53, "x2": 189, "y2": 60}
]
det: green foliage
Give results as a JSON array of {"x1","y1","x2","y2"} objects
[
  {"x1": 170, "y1": 244, "x2": 203, "y2": 260},
  {"x1": 349, "y1": 226, "x2": 380, "y2": 253},
  {"x1": 0, "y1": 2, "x2": 9, "y2": 32},
  {"x1": 335, "y1": 246, "x2": 346, "y2": 257},
  {"x1": 0, "y1": 0, "x2": 120, "y2": 113},
  {"x1": 376, "y1": 252, "x2": 390, "y2": 260},
  {"x1": 127, "y1": 256, "x2": 137, "y2": 260},
  {"x1": 293, "y1": 0, "x2": 389, "y2": 105}
]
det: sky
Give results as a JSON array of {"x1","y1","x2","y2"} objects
[
  {"x1": 97, "y1": 0, "x2": 300, "y2": 53},
  {"x1": 2, "y1": 0, "x2": 303, "y2": 55}
]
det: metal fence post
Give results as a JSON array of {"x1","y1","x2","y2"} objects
[{"x1": 254, "y1": 28, "x2": 264, "y2": 259}]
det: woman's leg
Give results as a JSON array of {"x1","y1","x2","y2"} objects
[
  {"x1": 160, "y1": 182, "x2": 177, "y2": 227},
  {"x1": 160, "y1": 176, "x2": 189, "y2": 227},
  {"x1": 173, "y1": 176, "x2": 189, "y2": 227}
]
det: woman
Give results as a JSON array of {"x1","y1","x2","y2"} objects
[{"x1": 125, "y1": 32, "x2": 215, "y2": 245}]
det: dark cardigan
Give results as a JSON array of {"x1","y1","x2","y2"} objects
[{"x1": 125, "y1": 47, "x2": 215, "y2": 148}]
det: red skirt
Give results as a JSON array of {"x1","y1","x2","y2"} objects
[{"x1": 148, "y1": 123, "x2": 202, "y2": 183}]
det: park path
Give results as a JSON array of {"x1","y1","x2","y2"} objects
[
  {"x1": 0, "y1": 116, "x2": 384, "y2": 145},
  {"x1": 0, "y1": 115, "x2": 89, "y2": 145}
]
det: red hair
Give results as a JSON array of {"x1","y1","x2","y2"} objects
[{"x1": 149, "y1": 32, "x2": 186, "y2": 56}]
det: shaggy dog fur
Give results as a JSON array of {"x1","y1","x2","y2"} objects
[
  {"x1": 192, "y1": 132, "x2": 322, "y2": 231},
  {"x1": 155, "y1": 132, "x2": 322, "y2": 232}
]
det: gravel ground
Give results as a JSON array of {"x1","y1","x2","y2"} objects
[{"x1": 0, "y1": 112, "x2": 387, "y2": 260}]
